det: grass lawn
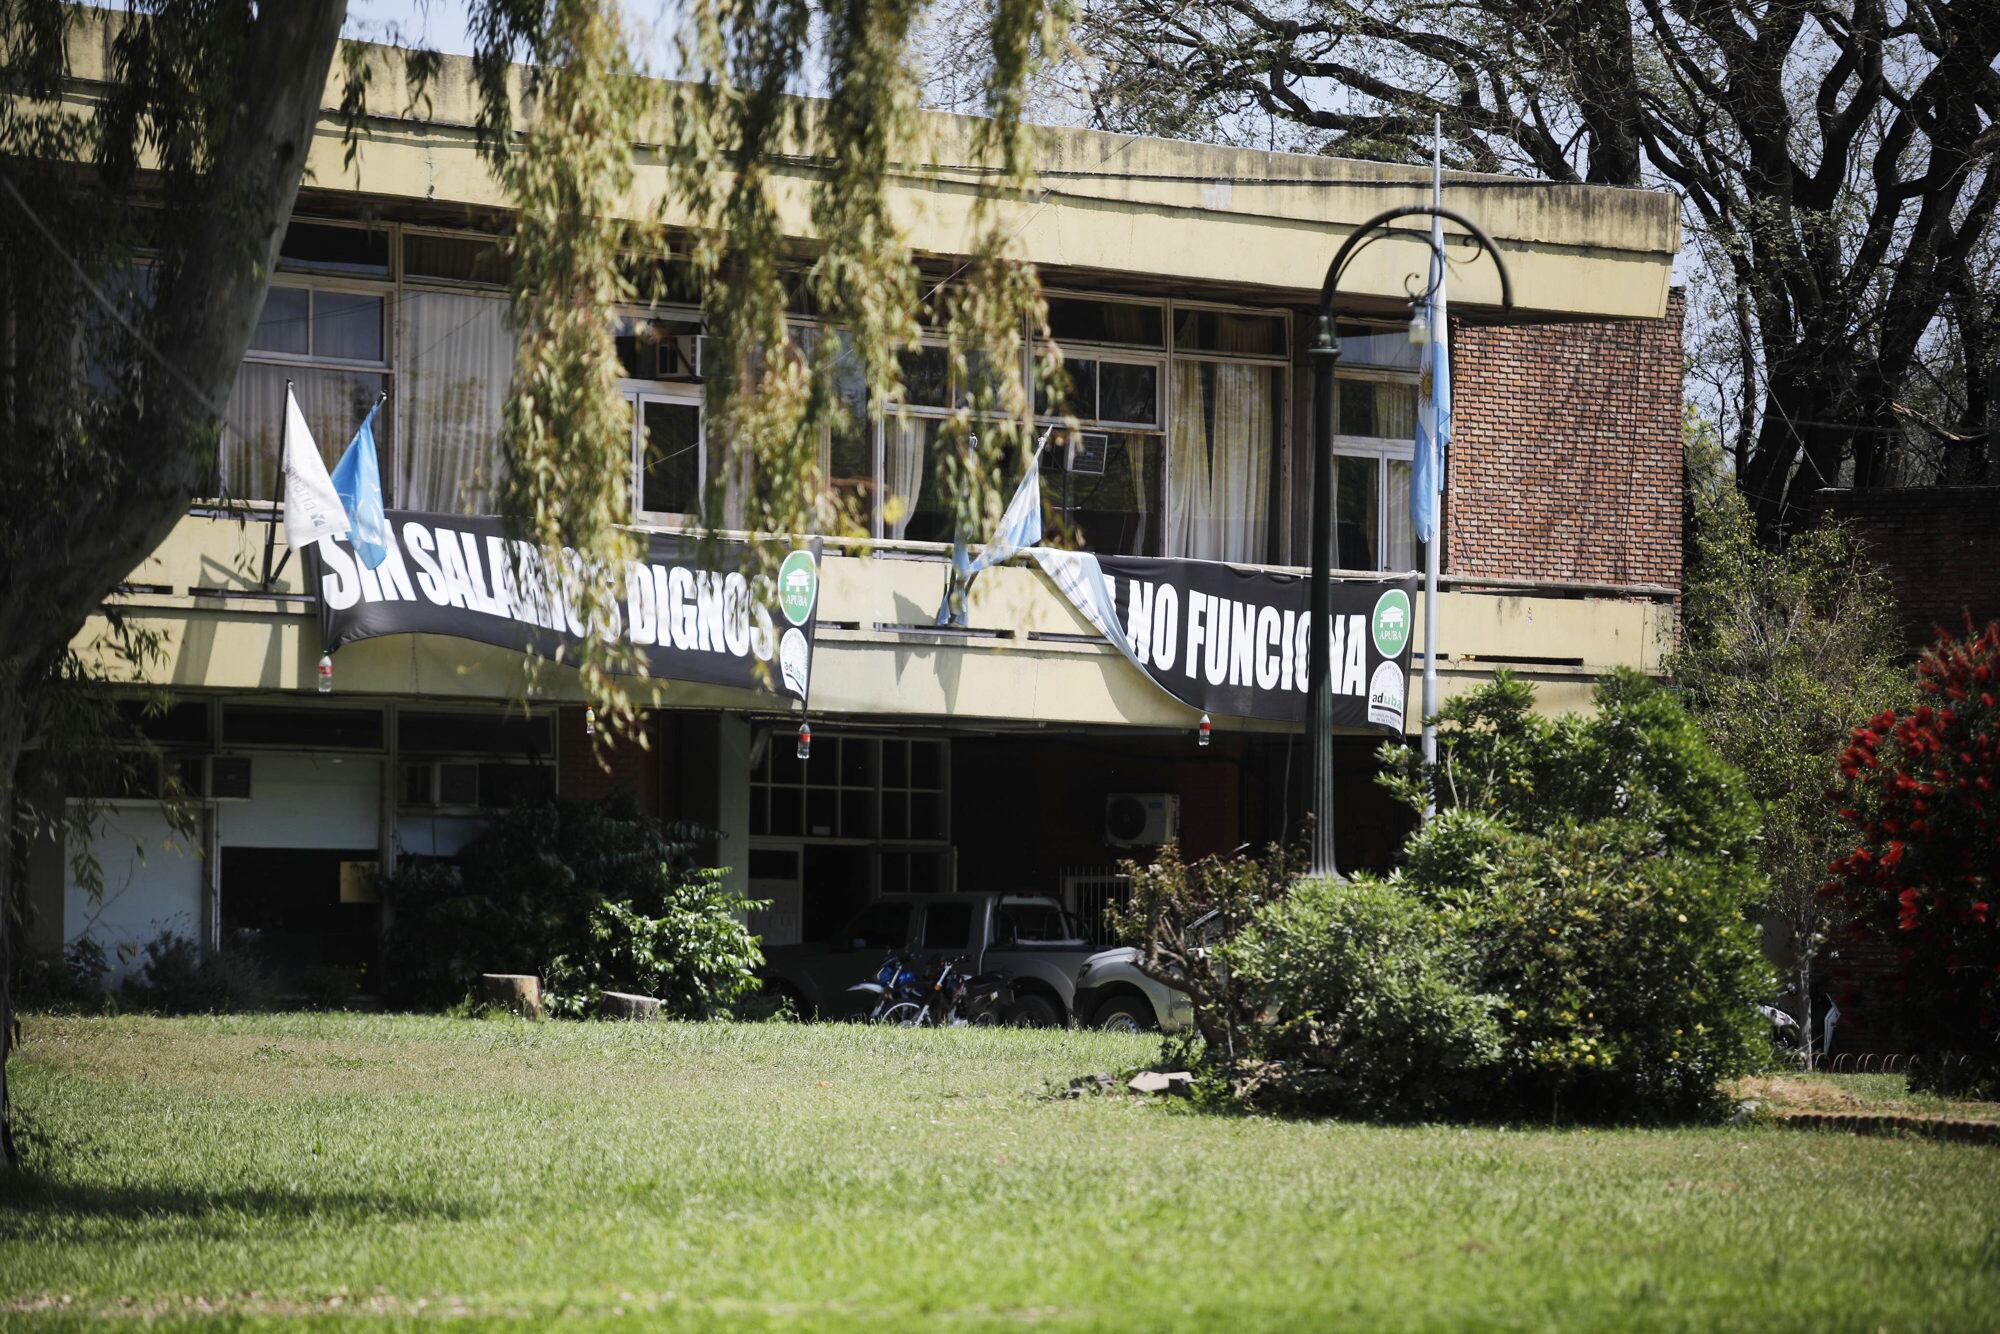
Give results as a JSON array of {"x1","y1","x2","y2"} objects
[{"x1": 3, "y1": 1015, "x2": 1998, "y2": 1330}]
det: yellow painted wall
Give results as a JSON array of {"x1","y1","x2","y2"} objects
[{"x1": 55, "y1": 15, "x2": 1678, "y2": 321}]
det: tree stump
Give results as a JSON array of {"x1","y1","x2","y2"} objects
[
  {"x1": 597, "y1": 991, "x2": 663, "y2": 1021},
  {"x1": 479, "y1": 973, "x2": 542, "y2": 1020}
]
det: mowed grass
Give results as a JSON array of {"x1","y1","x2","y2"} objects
[{"x1": 3, "y1": 1015, "x2": 1999, "y2": 1331}]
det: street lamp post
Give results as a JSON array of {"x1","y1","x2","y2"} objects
[{"x1": 1304, "y1": 205, "x2": 1512, "y2": 879}]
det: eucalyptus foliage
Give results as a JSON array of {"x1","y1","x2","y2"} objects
[{"x1": 0, "y1": 0, "x2": 1068, "y2": 1167}]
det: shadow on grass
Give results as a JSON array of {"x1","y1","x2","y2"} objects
[{"x1": 0, "y1": 1174, "x2": 475, "y2": 1236}]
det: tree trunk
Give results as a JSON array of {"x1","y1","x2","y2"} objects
[
  {"x1": 0, "y1": 0, "x2": 348, "y2": 1170},
  {"x1": 1, "y1": 677, "x2": 26, "y2": 1168},
  {"x1": 480, "y1": 974, "x2": 543, "y2": 1020}
]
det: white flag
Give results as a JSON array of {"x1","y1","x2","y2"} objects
[{"x1": 282, "y1": 384, "x2": 350, "y2": 549}]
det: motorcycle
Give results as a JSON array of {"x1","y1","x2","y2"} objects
[
  {"x1": 847, "y1": 953, "x2": 1014, "y2": 1026},
  {"x1": 846, "y1": 952, "x2": 926, "y2": 1023}
]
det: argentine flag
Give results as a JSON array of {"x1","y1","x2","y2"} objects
[
  {"x1": 1411, "y1": 215, "x2": 1450, "y2": 548},
  {"x1": 936, "y1": 432, "x2": 1049, "y2": 627},
  {"x1": 330, "y1": 398, "x2": 389, "y2": 570}
]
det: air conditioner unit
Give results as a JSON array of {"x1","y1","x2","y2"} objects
[
  {"x1": 173, "y1": 755, "x2": 253, "y2": 801},
  {"x1": 1104, "y1": 792, "x2": 1179, "y2": 847}
]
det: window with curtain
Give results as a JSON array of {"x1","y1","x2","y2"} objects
[
  {"x1": 218, "y1": 281, "x2": 390, "y2": 502},
  {"x1": 1329, "y1": 376, "x2": 1423, "y2": 572},
  {"x1": 399, "y1": 289, "x2": 514, "y2": 514},
  {"x1": 1034, "y1": 353, "x2": 1164, "y2": 556},
  {"x1": 1164, "y1": 359, "x2": 1280, "y2": 563},
  {"x1": 791, "y1": 325, "x2": 874, "y2": 535}
]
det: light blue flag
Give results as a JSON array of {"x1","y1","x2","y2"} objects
[
  {"x1": 330, "y1": 398, "x2": 389, "y2": 569},
  {"x1": 937, "y1": 436, "x2": 1047, "y2": 627},
  {"x1": 1411, "y1": 253, "x2": 1450, "y2": 550}
]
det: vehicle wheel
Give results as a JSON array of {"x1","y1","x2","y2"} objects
[
  {"x1": 881, "y1": 1002, "x2": 925, "y2": 1027},
  {"x1": 1003, "y1": 994, "x2": 1063, "y2": 1029},
  {"x1": 1093, "y1": 995, "x2": 1156, "y2": 1034}
]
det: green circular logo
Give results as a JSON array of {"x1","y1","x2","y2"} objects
[
  {"x1": 778, "y1": 549, "x2": 819, "y2": 627},
  {"x1": 1371, "y1": 588, "x2": 1412, "y2": 658}
]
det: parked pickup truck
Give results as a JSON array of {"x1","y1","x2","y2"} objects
[{"x1": 759, "y1": 893, "x2": 1096, "y2": 1026}]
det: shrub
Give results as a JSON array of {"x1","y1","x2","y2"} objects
[
  {"x1": 1406, "y1": 813, "x2": 1769, "y2": 1121},
  {"x1": 1109, "y1": 839, "x2": 1301, "y2": 1073},
  {"x1": 380, "y1": 796, "x2": 759, "y2": 1016},
  {"x1": 1827, "y1": 619, "x2": 2000, "y2": 1097},
  {"x1": 1124, "y1": 674, "x2": 1772, "y2": 1123},
  {"x1": 119, "y1": 933, "x2": 274, "y2": 1014},
  {"x1": 1384, "y1": 672, "x2": 1772, "y2": 1120},
  {"x1": 544, "y1": 885, "x2": 764, "y2": 1020},
  {"x1": 16, "y1": 937, "x2": 111, "y2": 1012},
  {"x1": 1223, "y1": 875, "x2": 1502, "y2": 1119}
]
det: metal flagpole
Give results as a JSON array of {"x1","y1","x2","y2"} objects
[
  {"x1": 1421, "y1": 118, "x2": 1446, "y2": 808},
  {"x1": 259, "y1": 380, "x2": 292, "y2": 590}
]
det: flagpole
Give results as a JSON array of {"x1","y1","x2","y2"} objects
[
  {"x1": 259, "y1": 380, "x2": 292, "y2": 590},
  {"x1": 1421, "y1": 118, "x2": 1445, "y2": 814}
]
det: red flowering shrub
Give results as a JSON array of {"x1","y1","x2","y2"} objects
[{"x1": 1827, "y1": 619, "x2": 2000, "y2": 1096}]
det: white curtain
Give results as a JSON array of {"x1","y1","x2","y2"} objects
[
  {"x1": 885, "y1": 415, "x2": 929, "y2": 540},
  {"x1": 1165, "y1": 361, "x2": 1274, "y2": 563},
  {"x1": 219, "y1": 362, "x2": 385, "y2": 502},
  {"x1": 1386, "y1": 458, "x2": 1416, "y2": 572},
  {"x1": 399, "y1": 290, "x2": 513, "y2": 514}
]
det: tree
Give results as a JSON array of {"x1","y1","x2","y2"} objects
[
  {"x1": 0, "y1": 0, "x2": 1060, "y2": 1167},
  {"x1": 1055, "y1": 0, "x2": 2000, "y2": 537},
  {"x1": 1827, "y1": 619, "x2": 2000, "y2": 1096},
  {"x1": 1669, "y1": 421, "x2": 1906, "y2": 1066}
]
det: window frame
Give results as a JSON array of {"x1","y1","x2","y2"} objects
[
  {"x1": 614, "y1": 300, "x2": 707, "y2": 528},
  {"x1": 1328, "y1": 361, "x2": 1423, "y2": 573}
]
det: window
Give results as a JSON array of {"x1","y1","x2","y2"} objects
[
  {"x1": 792, "y1": 325, "x2": 874, "y2": 535},
  {"x1": 1285, "y1": 324, "x2": 1428, "y2": 573},
  {"x1": 993, "y1": 901, "x2": 1086, "y2": 947},
  {"x1": 1046, "y1": 297, "x2": 1165, "y2": 349},
  {"x1": 277, "y1": 220, "x2": 390, "y2": 276},
  {"x1": 399, "y1": 289, "x2": 514, "y2": 514},
  {"x1": 403, "y1": 230, "x2": 509, "y2": 287},
  {"x1": 616, "y1": 311, "x2": 708, "y2": 525},
  {"x1": 1034, "y1": 296, "x2": 1288, "y2": 563},
  {"x1": 920, "y1": 901, "x2": 974, "y2": 952},
  {"x1": 844, "y1": 901, "x2": 912, "y2": 950},
  {"x1": 1331, "y1": 375, "x2": 1422, "y2": 573},
  {"x1": 1165, "y1": 359, "x2": 1282, "y2": 563},
  {"x1": 221, "y1": 273, "x2": 391, "y2": 503}
]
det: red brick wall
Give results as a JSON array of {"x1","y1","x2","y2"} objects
[
  {"x1": 556, "y1": 706, "x2": 660, "y2": 812},
  {"x1": 1799, "y1": 486, "x2": 2000, "y2": 650},
  {"x1": 1447, "y1": 291, "x2": 1685, "y2": 590}
]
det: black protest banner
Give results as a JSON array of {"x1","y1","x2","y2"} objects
[
  {"x1": 308, "y1": 512, "x2": 820, "y2": 702},
  {"x1": 1032, "y1": 550, "x2": 1417, "y2": 731}
]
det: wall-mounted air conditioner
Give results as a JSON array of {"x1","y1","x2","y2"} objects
[{"x1": 1104, "y1": 792, "x2": 1180, "y2": 847}]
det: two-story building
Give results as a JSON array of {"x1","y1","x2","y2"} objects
[{"x1": 24, "y1": 33, "x2": 1684, "y2": 986}]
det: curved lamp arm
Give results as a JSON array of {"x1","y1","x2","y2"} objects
[{"x1": 1316, "y1": 205, "x2": 1515, "y2": 325}]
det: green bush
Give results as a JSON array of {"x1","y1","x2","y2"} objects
[
  {"x1": 1405, "y1": 813, "x2": 1769, "y2": 1121},
  {"x1": 1223, "y1": 875, "x2": 1502, "y2": 1119},
  {"x1": 1124, "y1": 672, "x2": 1772, "y2": 1124},
  {"x1": 16, "y1": 937, "x2": 111, "y2": 1012},
  {"x1": 380, "y1": 796, "x2": 760, "y2": 1017},
  {"x1": 544, "y1": 887, "x2": 764, "y2": 1020},
  {"x1": 1384, "y1": 672, "x2": 1773, "y2": 1121},
  {"x1": 119, "y1": 933, "x2": 274, "y2": 1015}
]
